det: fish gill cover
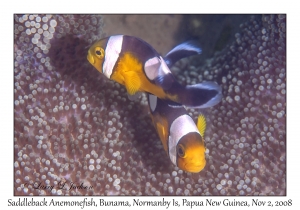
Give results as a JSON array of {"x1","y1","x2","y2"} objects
[{"x1": 14, "y1": 14, "x2": 285, "y2": 195}]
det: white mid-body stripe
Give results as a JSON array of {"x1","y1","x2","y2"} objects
[
  {"x1": 144, "y1": 57, "x2": 161, "y2": 80},
  {"x1": 144, "y1": 56, "x2": 171, "y2": 81},
  {"x1": 103, "y1": 35, "x2": 123, "y2": 78},
  {"x1": 168, "y1": 114, "x2": 200, "y2": 165},
  {"x1": 148, "y1": 94, "x2": 157, "y2": 112}
]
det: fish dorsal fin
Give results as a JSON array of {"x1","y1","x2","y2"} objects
[{"x1": 197, "y1": 114, "x2": 206, "y2": 138}]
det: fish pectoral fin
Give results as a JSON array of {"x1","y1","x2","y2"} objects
[
  {"x1": 156, "y1": 121, "x2": 169, "y2": 152},
  {"x1": 123, "y1": 70, "x2": 141, "y2": 95},
  {"x1": 156, "y1": 122, "x2": 166, "y2": 139}
]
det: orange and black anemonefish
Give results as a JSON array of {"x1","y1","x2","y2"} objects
[
  {"x1": 87, "y1": 35, "x2": 222, "y2": 109},
  {"x1": 147, "y1": 93, "x2": 207, "y2": 173}
]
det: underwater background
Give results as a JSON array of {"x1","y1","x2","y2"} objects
[{"x1": 14, "y1": 14, "x2": 286, "y2": 195}]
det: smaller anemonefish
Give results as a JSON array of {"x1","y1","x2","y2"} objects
[
  {"x1": 147, "y1": 93, "x2": 207, "y2": 173},
  {"x1": 87, "y1": 35, "x2": 222, "y2": 109}
]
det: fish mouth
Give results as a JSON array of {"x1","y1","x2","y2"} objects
[
  {"x1": 184, "y1": 163, "x2": 204, "y2": 173},
  {"x1": 87, "y1": 50, "x2": 94, "y2": 64}
]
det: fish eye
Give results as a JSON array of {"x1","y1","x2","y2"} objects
[
  {"x1": 95, "y1": 47, "x2": 104, "y2": 58},
  {"x1": 96, "y1": 50, "x2": 101, "y2": 56},
  {"x1": 177, "y1": 144, "x2": 185, "y2": 158}
]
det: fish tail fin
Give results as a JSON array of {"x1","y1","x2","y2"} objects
[
  {"x1": 197, "y1": 114, "x2": 206, "y2": 138},
  {"x1": 164, "y1": 40, "x2": 202, "y2": 67},
  {"x1": 178, "y1": 81, "x2": 222, "y2": 108}
]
